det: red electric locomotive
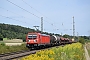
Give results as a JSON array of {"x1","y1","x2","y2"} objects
[{"x1": 26, "y1": 32, "x2": 50, "y2": 48}]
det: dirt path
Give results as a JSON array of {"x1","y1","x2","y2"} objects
[{"x1": 84, "y1": 45, "x2": 90, "y2": 60}]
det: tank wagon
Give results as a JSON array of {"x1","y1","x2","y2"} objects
[{"x1": 50, "y1": 35, "x2": 60, "y2": 46}]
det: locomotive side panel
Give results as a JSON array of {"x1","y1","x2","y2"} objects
[{"x1": 40, "y1": 35, "x2": 50, "y2": 44}]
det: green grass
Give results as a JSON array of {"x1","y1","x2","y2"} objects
[
  {"x1": 0, "y1": 41, "x2": 3, "y2": 43},
  {"x1": 3, "y1": 38, "x2": 8, "y2": 40},
  {"x1": 0, "y1": 43, "x2": 28, "y2": 54},
  {"x1": 85, "y1": 39, "x2": 90, "y2": 43}
]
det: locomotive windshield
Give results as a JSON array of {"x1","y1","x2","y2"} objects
[{"x1": 28, "y1": 34, "x2": 37, "y2": 39}]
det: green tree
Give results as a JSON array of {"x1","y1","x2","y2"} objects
[
  {"x1": 0, "y1": 33, "x2": 3, "y2": 38},
  {"x1": 0, "y1": 23, "x2": 35, "y2": 40},
  {"x1": 63, "y1": 34, "x2": 70, "y2": 38}
]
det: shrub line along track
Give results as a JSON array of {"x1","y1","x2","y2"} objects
[{"x1": 0, "y1": 45, "x2": 62, "y2": 60}]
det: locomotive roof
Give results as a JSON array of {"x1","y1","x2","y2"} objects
[
  {"x1": 41, "y1": 34, "x2": 50, "y2": 36},
  {"x1": 28, "y1": 32, "x2": 49, "y2": 36}
]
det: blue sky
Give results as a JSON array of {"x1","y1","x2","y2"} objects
[{"x1": 0, "y1": 0, "x2": 90, "y2": 36}]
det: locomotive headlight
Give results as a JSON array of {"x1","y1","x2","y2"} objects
[
  {"x1": 34, "y1": 40, "x2": 37, "y2": 42},
  {"x1": 28, "y1": 40, "x2": 30, "y2": 42}
]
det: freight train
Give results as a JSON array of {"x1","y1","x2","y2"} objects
[{"x1": 26, "y1": 32, "x2": 75, "y2": 48}]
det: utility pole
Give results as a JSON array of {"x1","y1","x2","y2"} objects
[
  {"x1": 77, "y1": 32, "x2": 79, "y2": 41},
  {"x1": 88, "y1": 30, "x2": 90, "y2": 40},
  {"x1": 73, "y1": 16, "x2": 75, "y2": 39},
  {"x1": 61, "y1": 32, "x2": 62, "y2": 37},
  {"x1": 41, "y1": 17, "x2": 43, "y2": 33}
]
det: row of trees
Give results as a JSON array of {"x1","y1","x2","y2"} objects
[
  {"x1": 0, "y1": 23, "x2": 89, "y2": 43},
  {"x1": 0, "y1": 23, "x2": 60, "y2": 41},
  {"x1": 0, "y1": 23, "x2": 35, "y2": 41}
]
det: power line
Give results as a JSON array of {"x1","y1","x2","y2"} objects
[
  {"x1": 0, "y1": 7, "x2": 23, "y2": 18},
  {"x1": 21, "y1": 0, "x2": 51, "y2": 19},
  {"x1": 0, "y1": 15, "x2": 29, "y2": 24},
  {"x1": 21, "y1": 0, "x2": 62, "y2": 31},
  {"x1": 5, "y1": 0, "x2": 66, "y2": 33},
  {"x1": 6, "y1": 0, "x2": 40, "y2": 18},
  {"x1": 21, "y1": 0, "x2": 44, "y2": 16},
  {"x1": 0, "y1": 6, "x2": 57, "y2": 32},
  {"x1": 0, "y1": 6, "x2": 38, "y2": 23},
  {"x1": 6, "y1": 0, "x2": 58, "y2": 31}
]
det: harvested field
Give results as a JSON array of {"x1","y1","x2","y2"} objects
[
  {"x1": 3, "y1": 39, "x2": 23, "y2": 43},
  {"x1": 0, "y1": 39, "x2": 23, "y2": 46},
  {"x1": 5, "y1": 43, "x2": 23, "y2": 46}
]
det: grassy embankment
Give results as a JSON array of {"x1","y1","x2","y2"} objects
[
  {"x1": 22, "y1": 43, "x2": 85, "y2": 60},
  {"x1": 0, "y1": 43, "x2": 28, "y2": 54}
]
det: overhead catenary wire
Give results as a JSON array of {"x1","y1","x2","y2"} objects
[
  {"x1": 21, "y1": 0, "x2": 52, "y2": 20},
  {"x1": 6, "y1": 0, "x2": 56, "y2": 29},
  {"x1": 21, "y1": 0, "x2": 62, "y2": 31},
  {"x1": 0, "y1": 6, "x2": 38, "y2": 23},
  {"x1": 21, "y1": 0, "x2": 44, "y2": 17},
  {"x1": 7, "y1": 0, "x2": 64, "y2": 31},
  {"x1": 4, "y1": 0, "x2": 67, "y2": 33},
  {"x1": 6, "y1": 0, "x2": 40, "y2": 18},
  {"x1": 0, "y1": 14, "x2": 30, "y2": 24}
]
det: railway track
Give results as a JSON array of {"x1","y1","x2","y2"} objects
[
  {"x1": 0, "y1": 50, "x2": 36, "y2": 60},
  {"x1": 0, "y1": 45, "x2": 63, "y2": 60}
]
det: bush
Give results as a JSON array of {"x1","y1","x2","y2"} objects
[
  {"x1": 0, "y1": 42, "x2": 5, "y2": 46},
  {"x1": 79, "y1": 37, "x2": 85, "y2": 44},
  {"x1": 85, "y1": 39, "x2": 90, "y2": 43}
]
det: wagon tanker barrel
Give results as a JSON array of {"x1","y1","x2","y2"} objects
[
  {"x1": 50, "y1": 35, "x2": 61, "y2": 45},
  {"x1": 50, "y1": 35, "x2": 56, "y2": 43}
]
